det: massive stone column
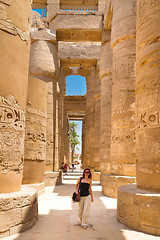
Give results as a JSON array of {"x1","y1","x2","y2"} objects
[
  {"x1": 0, "y1": 2, "x2": 38, "y2": 237},
  {"x1": 117, "y1": 1, "x2": 160, "y2": 235},
  {"x1": 45, "y1": 81, "x2": 56, "y2": 172},
  {"x1": 93, "y1": 65, "x2": 101, "y2": 172},
  {"x1": 62, "y1": 73, "x2": 70, "y2": 166},
  {"x1": 104, "y1": 0, "x2": 136, "y2": 198},
  {"x1": 23, "y1": 27, "x2": 59, "y2": 189},
  {"x1": 99, "y1": 31, "x2": 113, "y2": 189},
  {"x1": 83, "y1": 67, "x2": 95, "y2": 169},
  {"x1": 0, "y1": 0, "x2": 31, "y2": 193}
]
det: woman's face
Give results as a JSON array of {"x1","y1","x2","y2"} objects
[{"x1": 84, "y1": 169, "x2": 90, "y2": 177}]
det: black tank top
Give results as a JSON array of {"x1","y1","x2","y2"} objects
[{"x1": 80, "y1": 182, "x2": 90, "y2": 197}]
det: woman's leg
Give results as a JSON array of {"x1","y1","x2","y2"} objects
[
  {"x1": 82, "y1": 195, "x2": 91, "y2": 226},
  {"x1": 78, "y1": 197, "x2": 84, "y2": 223}
]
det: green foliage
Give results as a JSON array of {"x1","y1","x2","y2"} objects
[
  {"x1": 69, "y1": 122, "x2": 80, "y2": 151},
  {"x1": 69, "y1": 122, "x2": 80, "y2": 161}
]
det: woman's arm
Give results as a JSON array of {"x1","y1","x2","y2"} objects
[
  {"x1": 75, "y1": 177, "x2": 80, "y2": 192},
  {"x1": 89, "y1": 180, "x2": 93, "y2": 202}
]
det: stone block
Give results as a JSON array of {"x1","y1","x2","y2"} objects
[
  {"x1": 0, "y1": 198, "x2": 13, "y2": 211},
  {"x1": 117, "y1": 184, "x2": 160, "y2": 235},
  {"x1": 0, "y1": 208, "x2": 22, "y2": 232},
  {"x1": 123, "y1": 203, "x2": 139, "y2": 222},
  {"x1": 140, "y1": 208, "x2": 160, "y2": 228},
  {"x1": 50, "y1": 12, "x2": 103, "y2": 30},
  {"x1": 44, "y1": 171, "x2": 62, "y2": 186},
  {"x1": 0, "y1": 187, "x2": 38, "y2": 237},
  {"x1": 118, "y1": 188, "x2": 134, "y2": 205},
  {"x1": 22, "y1": 201, "x2": 38, "y2": 223},
  {"x1": 0, "y1": 230, "x2": 9, "y2": 238},
  {"x1": 10, "y1": 217, "x2": 37, "y2": 236},
  {"x1": 117, "y1": 215, "x2": 139, "y2": 230},
  {"x1": 139, "y1": 224, "x2": 156, "y2": 236}
]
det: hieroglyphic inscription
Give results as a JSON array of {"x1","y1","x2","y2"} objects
[
  {"x1": 0, "y1": 95, "x2": 25, "y2": 173},
  {"x1": 0, "y1": 95, "x2": 25, "y2": 130},
  {"x1": 111, "y1": 133, "x2": 135, "y2": 144},
  {"x1": 139, "y1": 0, "x2": 145, "y2": 19},
  {"x1": 24, "y1": 110, "x2": 47, "y2": 161},
  {"x1": 150, "y1": 0, "x2": 159, "y2": 8},
  {"x1": 26, "y1": 132, "x2": 46, "y2": 142},
  {"x1": 137, "y1": 111, "x2": 160, "y2": 130}
]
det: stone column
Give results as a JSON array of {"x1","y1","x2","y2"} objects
[
  {"x1": 99, "y1": 31, "x2": 113, "y2": 189},
  {"x1": 104, "y1": 0, "x2": 136, "y2": 198},
  {"x1": 62, "y1": 73, "x2": 70, "y2": 166},
  {"x1": 54, "y1": 80, "x2": 63, "y2": 172},
  {"x1": 0, "y1": 0, "x2": 31, "y2": 193},
  {"x1": 117, "y1": 1, "x2": 160, "y2": 235},
  {"x1": 83, "y1": 67, "x2": 95, "y2": 169},
  {"x1": 45, "y1": 81, "x2": 56, "y2": 172},
  {"x1": 93, "y1": 65, "x2": 101, "y2": 172},
  {"x1": 0, "y1": 2, "x2": 38, "y2": 237},
  {"x1": 23, "y1": 29, "x2": 58, "y2": 189}
]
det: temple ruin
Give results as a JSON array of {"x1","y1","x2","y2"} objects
[{"x1": 0, "y1": 0, "x2": 160, "y2": 237}]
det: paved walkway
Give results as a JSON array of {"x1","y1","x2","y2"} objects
[{"x1": 3, "y1": 173, "x2": 160, "y2": 240}]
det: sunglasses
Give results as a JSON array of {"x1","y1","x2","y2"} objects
[{"x1": 85, "y1": 171, "x2": 90, "y2": 173}]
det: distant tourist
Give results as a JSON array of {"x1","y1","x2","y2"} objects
[
  {"x1": 72, "y1": 163, "x2": 74, "y2": 172},
  {"x1": 61, "y1": 162, "x2": 64, "y2": 169},
  {"x1": 75, "y1": 168, "x2": 93, "y2": 229},
  {"x1": 64, "y1": 163, "x2": 67, "y2": 175}
]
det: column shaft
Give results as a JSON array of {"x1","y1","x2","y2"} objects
[
  {"x1": 0, "y1": 0, "x2": 31, "y2": 193},
  {"x1": 136, "y1": 0, "x2": 160, "y2": 191},
  {"x1": 99, "y1": 31, "x2": 113, "y2": 174},
  {"x1": 110, "y1": 0, "x2": 136, "y2": 177}
]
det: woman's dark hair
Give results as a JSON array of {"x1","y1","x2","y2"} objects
[{"x1": 81, "y1": 168, "x2": 92, "y2": 179}]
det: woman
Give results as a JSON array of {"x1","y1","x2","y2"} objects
[{"x1": 75, "y1": 168, "x2": 93, "y2": 229}]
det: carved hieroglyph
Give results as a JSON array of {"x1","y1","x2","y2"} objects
[
  {"x1": 136, "y1": 0, "x2": 160, "y2": 191},
  {"x1": 110, "y1": 0, "x2": 136, "y2": 177},
  {"x1": 0, "y1": 95, "x2": 25, "y2": 174}
]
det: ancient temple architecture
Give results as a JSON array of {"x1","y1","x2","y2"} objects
[{"x1": 0, "y1": 0, "x2": 160, "y2": 237}]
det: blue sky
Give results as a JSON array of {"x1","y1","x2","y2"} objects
[
  {"x1": 66, "y1": 75, "x2": 86, "y2": 96},
  {"x1": 67, "y1": 75, "x2": 86, "y2": 154}
]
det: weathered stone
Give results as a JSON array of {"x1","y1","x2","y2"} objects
[
  {"x1": 0, "y1": 0, "x2": 31, "y2": 193},
  {"x1": 117, "y1": 184, "x2": 160, "y2": 235},
  {"x1": 43, "y1": 171, "x2": 62, "y2": 186}
]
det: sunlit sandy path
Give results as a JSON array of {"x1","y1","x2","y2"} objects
[{"x1": 2, "y1": 176, "x2": 160, "y2": 240}]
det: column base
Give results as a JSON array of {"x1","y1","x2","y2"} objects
[
  {"x1": 0, "y1": 186, "x2": 38, "y2": 238},
  {"x1": 22, "y1": 182, "x2": 45, "y2": 195},
  {"x1": 101, "y1": 174, "x2": 136, "y2": 198},
  {"x1": 43, "y1": 171, "x2": 62, "y2": 186},
  {"x1": 117, "y1": 184, "x2": 160, "y2": 236}
]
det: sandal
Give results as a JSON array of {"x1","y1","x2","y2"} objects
[{"x1": 82, "y1": 225, "x2": 88, "y2": 229}]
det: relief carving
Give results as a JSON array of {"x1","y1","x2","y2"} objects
[
  {"x1": 111, "y1": 133, "x2": 135, "y2": 143},
  {"x1": 150, "y1": 0, "x2": 159, "y2": 8},
  {"x1": 138, "y1": 111, "x2": 160, "y2": 129},
  {"x1": 139, "y1": 0, "x2": 145, "y2": 19},
  {"x1": 0, "y1": 4, "x2": 29, "y2": 42},
  {"x1": 0, "y1": 95, "x2": 25, "y2": 173},
  {"x1": 26, "y1": 132, "x2": 46, "y2": 142},
  {"x1": 0, "y1": 95, "x2": 25, "y2": 130}
]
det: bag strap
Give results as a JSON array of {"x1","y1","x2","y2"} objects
[{"x1": 78, "y1": 177, "x2": 82, "y2": 192}]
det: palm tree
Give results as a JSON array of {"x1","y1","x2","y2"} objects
[{"x1": 69, "y1": 122, "x2": 80, "y2": 163}]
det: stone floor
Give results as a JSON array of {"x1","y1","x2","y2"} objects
[{"x1": 2, "y1": 171, "x2": 160, "y2": 240}]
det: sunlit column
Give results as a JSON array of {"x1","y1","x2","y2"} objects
[{"x1": 0, "y1": 0, "x2": 31, "y2": 193}]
